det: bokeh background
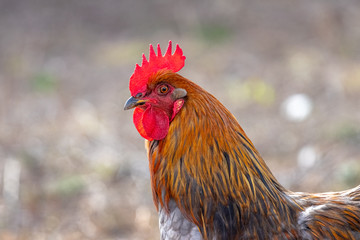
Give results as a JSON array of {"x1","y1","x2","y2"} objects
[{"x1": 1, "y1": 0, "x2": 360, "y2": 239}]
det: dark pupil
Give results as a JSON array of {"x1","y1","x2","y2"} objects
[{"x1": 161, "y1": 86, "x2": 167, "y2": 93}]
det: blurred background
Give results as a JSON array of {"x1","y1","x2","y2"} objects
[{"x1": 1, "y1": 0, "x2": 360, "y2": 239}]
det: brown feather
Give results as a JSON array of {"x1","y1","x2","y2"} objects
[{"x1": 143, "y1": 70, "x2": 360, "y2": 239}]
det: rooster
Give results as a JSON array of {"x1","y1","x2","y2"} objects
[{"x1": 124, "y1": 41, "x2": 360, "y2": 240}]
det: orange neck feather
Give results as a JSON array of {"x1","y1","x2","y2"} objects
[{"x1": 146, "y1": 73, "x2": 302, "y2": 238}]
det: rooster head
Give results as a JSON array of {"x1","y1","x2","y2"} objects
[{"x1": 124, "y1": 41, "x2": 187, "y2": 141}]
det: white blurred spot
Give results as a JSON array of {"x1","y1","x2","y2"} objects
[
  {"x1": 282, "y1": 94, "x2": 313, "y2": 122},
  {"x1": 3, "y1": 157, "x2": 21, "y2": 204},
  {"x1": 297, "y1": 145, "x2": 318, "y2": 169}
]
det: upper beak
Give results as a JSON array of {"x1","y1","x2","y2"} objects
[{"x1": 124, "y1": 96, "x2": 148, "y2": 110}]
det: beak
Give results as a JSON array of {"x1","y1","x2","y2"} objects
[{"x1": 124, "y1": 96, "x2": 148, "y2": 110}]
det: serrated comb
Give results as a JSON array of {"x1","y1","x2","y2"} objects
[{"x1": 129, "y1": 41, "x2": 186, "y2": 96}]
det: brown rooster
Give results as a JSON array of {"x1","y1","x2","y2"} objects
[{"x1": 124, "y1": 41, "x2": 360, "y2": 240}]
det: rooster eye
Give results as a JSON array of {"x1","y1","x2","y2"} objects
[{"x1": 158, "y1": 85, "x2": 169, "y2": 95}]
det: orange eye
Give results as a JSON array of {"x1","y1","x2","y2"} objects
[{"x1": 159, "y1": 85, "x2": 169, "y2": 94}]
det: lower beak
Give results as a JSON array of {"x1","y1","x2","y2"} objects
[{"x1": 124, "y1": 96, "x2": 147, "y2": 110}]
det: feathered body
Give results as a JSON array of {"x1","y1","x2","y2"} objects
[{"x1": 124, "y1": 42, "x2": 360, "y2": 239}]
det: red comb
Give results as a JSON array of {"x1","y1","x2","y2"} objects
[{"x1": 129, "y1": 41, "x2": 186, "y2": 95}]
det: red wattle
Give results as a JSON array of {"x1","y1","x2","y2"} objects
[
  {"x1": 133, "y1": 106, "x2": 169, "y2": 141},
  {"x1": 133, "y1": 107, "x2": 149, "y2": 140}
]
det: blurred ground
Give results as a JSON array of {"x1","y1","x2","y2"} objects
[{"x1": 0, "y1": 0, "x2": 360, "y2": 239}]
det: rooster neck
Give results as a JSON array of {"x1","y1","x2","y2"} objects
[{"x1": 147, "y1": 83, "x2": 302, "y2": 238}]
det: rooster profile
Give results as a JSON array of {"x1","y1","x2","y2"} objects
[{"x1": 124, "y1": 41, "x2": 360, "y2": 240}]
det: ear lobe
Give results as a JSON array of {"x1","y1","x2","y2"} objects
[
  {"x1": 171, "y1": 99, "x2": 185, "y2": 121},
  {"x1": 172, "y1": 88, "x2": 187, "y2": 99}
]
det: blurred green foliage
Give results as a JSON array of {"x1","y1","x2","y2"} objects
[
  {"x1": 338, "y1": 161, "x2": 360, "y2": 188},
  {"x1": 198, "y1": 22, "x2": 233, "y2": 44},
  {"x1": 48, "y1": 175, "x2": 86, "y2": 198},
  {"x1": 331, "y1": 122, "x2": 360, "y2": 144},
  {"x1": 228, "y1": 78, "x2": 276, "y2": 106},
  {"x1": 31, "y1": 72, "x2": 58, "y2": 93}
]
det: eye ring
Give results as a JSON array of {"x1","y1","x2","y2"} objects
[{"x1": 158, "y1": 85, "x2": 169, "y2": 94}]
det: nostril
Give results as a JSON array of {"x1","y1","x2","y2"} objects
[{"x1": 135, "y1": 92, "x2": 143, "y2": 98}]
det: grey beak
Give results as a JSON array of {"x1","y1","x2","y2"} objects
[{"x1": 124, "y1": 96, "x2": 147, "y2": 110}]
